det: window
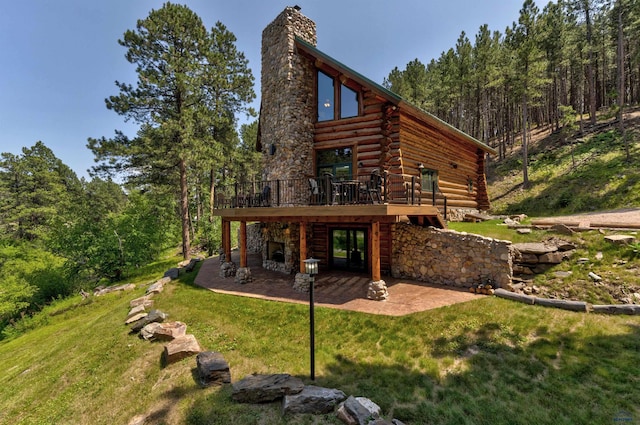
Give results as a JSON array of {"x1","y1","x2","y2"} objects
[
  {"x1": 467, "y1": 177, "x2": 474, "y2": 193},
  {"x1": 340, "y1": 84, "x2": 358, "y2": 118},
  {"x1": 317, "y1": 147, "x2": 352, "y2": 179},
  {"x1": 421, "y1": 169, "x2": 438, "y2": 193},
  {"x1": 317, "y1": 70, "x2": 360, "y2": 122},
  {"x1": 317, "y1": 71, "x2": 334, "y2": 122}
]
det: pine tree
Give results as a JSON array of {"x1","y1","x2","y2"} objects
[{"x1": 88, "y1": 3, "x2": 255, "y2": 259}]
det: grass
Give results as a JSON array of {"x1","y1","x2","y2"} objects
[
  {"x1": 1, "y1": 258, "x2": 640, "y2": 424},
  {"x1": 489, "y1": 124, "x2": 640, "y2": 216}
]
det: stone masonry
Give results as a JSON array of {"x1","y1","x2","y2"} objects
[
  {"x1": 260, "y1": 6, "x2": 317, "y2": 199},
  {"x1": 391, "y1": 223, "x2": 513, "y2": 288}
]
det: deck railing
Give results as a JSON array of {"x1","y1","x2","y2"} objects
[{"x1": 213, "y1": 171, "x2": 447, "y2": 217}]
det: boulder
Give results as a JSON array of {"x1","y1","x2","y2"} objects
[
  {"x1": 538, "y1": 252, "x2": 565, "y2": 264},
  {"x1": 592, "y1": 304, "x2": 640, "y2": 315},
  {"x1": 140, "y1": 321, "x2": 186, "y2": 341},
  {"x1": 282, "y1": 385, "x2": 346, "y2": 415},
  {"x1": 338, "y1": 396, "x2": 381, "y2": 425},
  {"x1": 125, "y1": 313, "x2": 147, "y2": 325},
  {"x1": 164, "y1": 268, "x2": 180, "y2": 280},
  {"x1": 184, "y1": 258, "x2": 201, "y2": 272},
  {"x1": 604, "y1": 234, "x2": 636, "y2": 245},
  {"x1": 129, "y1": 295, "x2": 154, "y2": 309},
  {"x1": 146, "y1": 278, "x2": 170, "y2": 295},
  {"x1": 162, "y1": 334, "x2": 201, "y2": 365},
  {"x1": 550, "y1": 223, "x2": 575, "y2": 235},
  {"x1": 232, "y1": 374, "x2": 304, "y2": 403},
  {"x1": 130, "y1": 309, "x2": 168, "y2": 332},
  {"x1": 196, "y1": 351, "x2": 231, "y2": 386},
  {"x1": 127, "y1": 304, "x2": 146, "y2": 320}
]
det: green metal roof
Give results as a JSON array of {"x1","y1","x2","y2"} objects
[{"x1": 295, "y1": 37, "x2": 496, "y2": 155}]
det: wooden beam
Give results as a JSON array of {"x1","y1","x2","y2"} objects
[
  {"x1": 371, "y1": 221, "x2": 381, "y2": 281},
  {"x1": 239, "y1": 221, "x2": 247, "y2": 268},
  {"x1": 222, "y1": 219, "x2": 231, "y2": 263},
  {"x1": 299, "y1": 221, "x2": 307, "y2": 273}
]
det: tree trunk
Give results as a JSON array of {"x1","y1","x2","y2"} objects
[
  {"x1": 585, "y1": 5, "x2": 597, "y2": 126},
  {"x1": 180, "y1": 158, "x2": 191, "y2": 260},
  {"x1": 209, "y1": 168, "x2": 215, "y2": 222},
  {"x1": 617, "y1": 0, "x2": 628, "y2": 161},
  {"x1": 522, "y1": 93, "x2": 529, "y2": 188}
]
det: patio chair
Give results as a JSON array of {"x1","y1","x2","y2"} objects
[
  {"x1": 256, "y1": 185, "x2": 271, "y2": 206},
  {"x1": 365, "y1": 169, "x2": 382, "y2": 203},
  {"x1": 321, "y1": 172, "x2": 341, "y2": 204},
  {"x1": 308, "y1": 177, "x2": 324, "y2": 205}
]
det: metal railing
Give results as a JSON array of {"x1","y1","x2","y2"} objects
[{"x1": 213, "y1": 171, "x2": 447, "y2": 218}]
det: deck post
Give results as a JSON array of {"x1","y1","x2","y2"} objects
[
  {"x1": 239, "y1": 221, "x2": 247, "y2": 268},
  {"x1": 299, "y1": 222, "x2": 307, "y2": 273},
  {"x1": 222, "y1": 219, "x2": 232, "y2": 263},
  {"x1": 371, "y1": 221, "x2": 381, "y2": 281}
]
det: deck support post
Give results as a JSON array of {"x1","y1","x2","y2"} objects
[
  {"x1": 371, "y1": 221, "x2": 381, "y2": 281},
  {"x1": 239, "y1": 221, "x2": 247, "y2": 268},
  {"x1": 222, "y1": 219, "x2": 232, "y2": 263},
  {"x1": 299, "y1": 221, "x2": 307, "y2": 273}
]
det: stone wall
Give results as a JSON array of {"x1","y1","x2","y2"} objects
[
  {"x1": 391, "y1": 223, "x2": 513, "y2": 288},
  {"x1": 245, "y1": 223, "x2": 263, "y2": 254},
  {"x1": 260, "y1": 7, "x2": 317, "y2": 194}
]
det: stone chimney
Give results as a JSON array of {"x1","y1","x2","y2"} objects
[{"x1": 260, "y1": 6, "x2": 317, "y2": 184}]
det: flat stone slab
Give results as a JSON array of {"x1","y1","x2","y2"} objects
[
  {"x1": 196, "y1": 351, "x2": 231, "y2": 386},
  {"x1": 604, "y1": 234, "x2": 636, "y2": 245},
  {"x1": 232, "y1": 373, "x2": 304, "y2": 403},
  {"x1": 129, "y1": 295, "x2": 154, "y2": 309},
  {"x1": 130, "y1": 309, "x2": 168, "y2": 332},
  {"x1": 282, "y1": 385, "x2": 346, "y2": 415},
  {"x1": 513, "y1": 243, "x2": 558, "y2": 255},
  {"x1": 140, "y1": 321, "x2": 186, "y2": 341},
  {"x1": 162, "y1": 334, "x2": 201, "y2": 365}
]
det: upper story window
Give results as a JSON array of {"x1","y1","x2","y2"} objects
[{"x1": 317, "y1": 70, "x2": 360, "y2": 122}]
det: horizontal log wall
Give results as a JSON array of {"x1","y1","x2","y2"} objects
[{"x1": 398, "y1": 112, "x2": 488, "y2": 210}]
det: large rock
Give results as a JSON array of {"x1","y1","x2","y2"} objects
[
  {"x1": 338, "y1": 396, "x2": 381, "y2": 425},
  {"x1": 513, "y1": 242, "x2": 557, "y2": 255},
  {"x1": 196, "y1": 351, "x2": 231, "y2": 386},
  {"x1": 162, "y1": 334, "x2": 201, "y2": 365},
  {"x1": 164, "y1": 268, "x2": 180, "y2": 280},
  {"x1": 282, "y1": 385, "x2": 346, "y2": 415},
  {"x1": 127, "y1": 304, "x2": 146, "y2": 320},
  {"x1": 604, "y1": 234, "x2": 636, "y2": 245},
  {"x1": 146, "y1": 277, "x2": 171, "y2": 295},
  {"x1": 130, "y1": 309, "x2": 168, "y2": 332},
  {"x1": 232, "y1": 374, "x2": 304, "y2": 403},
  {"x1": 129, "y1": 295, "x2": 154, "y2": 309},
  {"x1": 367, "y1": 280, "x2": 388, "y2": 301},
  {"x1": 140, "y1": 321, "x2": 187, "y2": 341}
]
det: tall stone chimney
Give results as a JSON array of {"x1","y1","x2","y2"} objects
[{"x1": 260, "y1": 6, "x2": 317, "y2": 184}]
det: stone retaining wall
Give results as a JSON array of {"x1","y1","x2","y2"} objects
[{"x1": 391, "y1": 223, "x2": 513, "y2": 288}]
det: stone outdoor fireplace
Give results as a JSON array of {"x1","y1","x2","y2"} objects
[{"x1": 261, "y1": 223, "x2": 300, "y2": 274}]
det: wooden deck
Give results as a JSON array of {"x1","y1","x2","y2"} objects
[{"x1": 214, "y1": 204, "x2": 445, "y2": 227}]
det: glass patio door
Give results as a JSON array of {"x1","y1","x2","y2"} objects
[{"x1": 329, "y1": 228, "x2": 367, "y2": 272}]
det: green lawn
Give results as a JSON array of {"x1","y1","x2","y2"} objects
[{"x1": 1, "y1": 261, "x2": 639, "y2": 424}]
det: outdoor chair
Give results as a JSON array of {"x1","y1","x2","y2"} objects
[
  {"x1": 256, "y1": 185, "x2": 271, "y2": 207},
  {"x1": 365, "y1": 169, "x2": 382, "y2": 203},
  {"x1": 308, "y1": 177, "x2": 324, "y2": 205},
  {"x1": 321, "y1": 172, "x2": 341, "y2": 204}
]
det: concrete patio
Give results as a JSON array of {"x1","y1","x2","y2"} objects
[{"x1": 194, "y1": 253, "x2": 484, "y2": 316}]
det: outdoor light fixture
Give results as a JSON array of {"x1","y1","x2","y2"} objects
[
  {"x1": 304, "y1": 257, "x2": 320, "y2": 380},
  {"x1": 418, "y1": 162, "x2": 424, "y2": 170}
]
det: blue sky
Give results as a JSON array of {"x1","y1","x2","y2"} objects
[{"x1": 0, "y1": 0, "x2": 526, "y2": 179}]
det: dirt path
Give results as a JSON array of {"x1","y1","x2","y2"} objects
[{"x1": 532, "y1": 208, "x2": 640, "y2": 229}]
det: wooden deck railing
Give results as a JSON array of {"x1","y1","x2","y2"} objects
[{"x1": 213, "y1": 171, "x2": 447, "y2": 218}]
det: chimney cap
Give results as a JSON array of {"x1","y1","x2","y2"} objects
[{"x1": 293, "y1": 5, "x2": 301, "y2": 11}]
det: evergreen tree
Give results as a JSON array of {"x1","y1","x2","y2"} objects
[{"x1": 88, "y1": 3, "x2": 255, "y2": 259}]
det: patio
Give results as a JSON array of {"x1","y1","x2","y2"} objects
[{"x1": 194, "y1": 252, "x2": 483, "y2": 316}]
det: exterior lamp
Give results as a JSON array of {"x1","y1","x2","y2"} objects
[{"x1": 304, "y1": 257, "x2": 320, "y2": 380}]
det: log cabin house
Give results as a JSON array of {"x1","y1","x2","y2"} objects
[{"x1": 214, "y1": 6, "x2": 496, "y2": 289}]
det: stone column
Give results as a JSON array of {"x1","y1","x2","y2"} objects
[{"x1": 260, "y1": 7, "x2": 317, "y2": 188}]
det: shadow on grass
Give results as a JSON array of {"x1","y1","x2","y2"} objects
[{"x1": 180, "y1": 314, "x2": 640, "y2": 425}]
